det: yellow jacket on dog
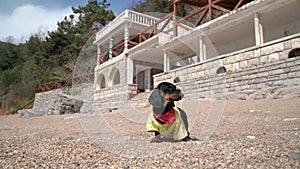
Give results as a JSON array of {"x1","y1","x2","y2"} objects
[{"x1": 146, "y1": 107, "x2": 188, "y2": 140}]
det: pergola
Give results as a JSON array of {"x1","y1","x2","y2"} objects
[{"x1": 169, "y1": 0, "x2": 254, "y2": 35}]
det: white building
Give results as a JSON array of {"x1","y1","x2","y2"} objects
[{"x1": 93, "y1": 0, "x2": 300, "y2": 110}]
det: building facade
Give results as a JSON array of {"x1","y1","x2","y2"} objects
[{"x1": 93, "y1": 0, "x2": 300, "y2": 110}]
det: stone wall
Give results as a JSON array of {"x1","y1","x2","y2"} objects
[
  {"x1": 154, "y1": 36, "x2": 300, "y2": 100},
  {"x1": 93, "y1": 55, "x2": 141, "y2": 113},
  {"x1": 92, "y1": 84, "x2": 137, "y2": 112},
  {"x1": 32, "y1": 89, "x2": 63, "y2": 114},
  {"x1": 19, "y1": 89, "x2": 83, "y2": 117}
]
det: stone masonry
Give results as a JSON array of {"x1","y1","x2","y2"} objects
[
  {"x1": 92, "y1": 83, "x2": 138, "y2": 112},
  {"x1": 18, "y1": 89, "x2": 83, "y2": 117},
  {"x1": 154, "y1": 36, "x2": 300, "y2": 100}
]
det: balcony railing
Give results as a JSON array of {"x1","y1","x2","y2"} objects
[
  {"x1": 38, "y1": 74, "x2": 94, "y2": 92},
  {"x1": 97, "y1": 12, "x2": 192, "y2": 63},
  {"x1": 96, "y1": 10, "x2": 161, "y2": 42}
]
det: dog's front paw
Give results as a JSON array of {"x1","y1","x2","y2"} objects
[{"x1": 150, "y1": 135, "x2": 162, "y2": 143}]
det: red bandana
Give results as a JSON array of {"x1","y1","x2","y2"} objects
[{"x1": 153, "y1": 108, "x2": 175, "y2": 124}]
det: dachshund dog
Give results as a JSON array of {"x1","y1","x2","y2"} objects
[{"x1": 146, "y1": 82, "x2": 190, "y2": 143}]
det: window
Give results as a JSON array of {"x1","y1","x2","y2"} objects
[
  {"x1": 288, "y1": 48, "x2": 300, "y2": 58},
  {"x1": 216, "y1": 66, "x2": 227, "y2": 74}
]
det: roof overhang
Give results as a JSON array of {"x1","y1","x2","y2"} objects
[{"x1": 160, "y1": 0, "x2": 297, "y2": 58}]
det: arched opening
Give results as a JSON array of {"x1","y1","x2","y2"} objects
[
  {"x1": 288, "y1": 48, "x2": 300, "y2": 58},
  {"x1": 100, "y1": 77, "x2": 106, "y2": 89},
  {"x1": 109, "y1": 68, "x2": 120, "y2": 87},
  {"x1": 113, "y1": 70, "x2": 120, "y2": 85},
  {"x1": 216, "y1": 66, "x2": 227, "y2": 74},
  {"x1": 96, "y1": 74, "x2": 106, "y2": 90}
]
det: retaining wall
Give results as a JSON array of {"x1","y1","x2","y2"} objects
[{"x1": 92, "y1": 83, "x2": 137, "y2": 112}]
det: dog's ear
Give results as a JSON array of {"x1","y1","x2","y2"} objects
[{"x1": 148, "y1": 89, "x2": 164, "y2": 108}]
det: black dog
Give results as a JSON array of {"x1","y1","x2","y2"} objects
[{"x1": 146, "y1": 82, "x2": 190, "y2": 142}]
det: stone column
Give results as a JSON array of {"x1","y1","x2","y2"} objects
[
  {"x1": 109, "y1": 37, "x2": 114, "y2": 59},
  {"x1": 127, "y1": 56, "x2": 134, "y2": 84},
  {"x1": 145, "y1": 69, "x2": 151, "y2": 91},
  {"x1": 254, "y1": 12, "x2": 264, "y2": 46},
  {"x1": 124, "y1": 24, "x2": 129, "y2": 54},
  {"x1": 164, "y1": 50, "x2": 170, "y2": 72},
  {"x1": 97, "y1": 44, "x2": 101, "y2": 65},
  {"x1": 199, "y1": 35, "x2": 207, "y2": 62}
]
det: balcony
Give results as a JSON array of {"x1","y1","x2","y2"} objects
[{"x1": 94, "y1": 10, "x2": 192, "y2": 64}]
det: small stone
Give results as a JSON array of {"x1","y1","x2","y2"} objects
[
  {"x1": 278, "y1": 134, "x2": 289, "y2": 141},
  {"x1": 200, "y1": 146, "x2": 209, "y2": 151},
  {"x1": 129, "y1": 154, "x2": 137, "y2": 160},
  {"x1": 283, "y1": 118, "x2": 300, "y2": 121},
  {"x1": 291, "y1": 152, "x2": 300, "y2": 160},
  {"x1": 246, "y1": 136, "x2": 256, "y2": 139},
  {"x1": 249, "y1": 109, "x2": 255, "y2": 113},
  {"x1": 124, "y1": 164, "x2": 130, "y2": 169}
]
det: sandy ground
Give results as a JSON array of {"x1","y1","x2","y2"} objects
[{"x1": 0, "y1": 98, "x2": 300, "y2": 168}]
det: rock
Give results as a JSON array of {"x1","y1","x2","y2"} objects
[
  {"x1": 283, "y1": 128, "x2": 289, "y2": 131},
  {"x1": 128, "y1": 154, "x2": 137, "y2": 160},
  {"x1": 74, "y1": 100, "x2": 83, "y2": 112},
  {"x1": 291, "y1": 153, "x2": 300, "y2": 160},
  {"x1": 278, "y1": 134, "x2": 289, "y2": 141},
  {"x1": 124, "y1": 164, "x2": 130, "y2": 169},
  {"x1": 18, "y1": 93, "x2": 83, "y2": 117},
  {"x1": 246, "y1": 136, "x2": 256, "y2": 139},
  {"x1": 200, "y1": 146, "x2": 209, "y2": 151},
  {"x1": 249, "y1": 109, "x2": 255, "y2": 113},
  {"x1": 18, "y1": 109, "x2": 44, "y2": 118},
  {"x1": 283, "y1": 118, "x2": 300, "y2": 121}
]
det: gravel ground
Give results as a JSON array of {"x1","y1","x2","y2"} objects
[{"x1": 0, "y1": 98, "x2": 300, "y2": 169}]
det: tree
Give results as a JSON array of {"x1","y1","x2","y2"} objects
[
  {"x1": 0, "y1": 42, "x2": 22, "y2": 71},
  {"x1": 132, "y1": 0, "x2": 187, "y2": 16},
  {"x1": 72, "y1": 0, "x2": 115, "y2": 43},
  {"x1": 0, "y1": 0, "x2": 117, "y2": 113}
]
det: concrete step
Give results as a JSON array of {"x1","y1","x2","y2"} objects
[
  {"x1": 129, "y1": 91, "x2": 151, "y2": 108},
  {"x1": 130, "y1": 91, "x2": 151, "y2": 101}
]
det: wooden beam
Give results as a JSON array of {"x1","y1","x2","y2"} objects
[
  {"x1": 159, "y1": 14, "x2": 172, "y2": 33},
  {"x1": 177, "y1": 23, "x2": 192, "y2": 31},
  {"x1": 173, "y1": 0, "x2": 183, "y2": 3},
  {"x1": 173, "y1": 3, "x2": 178, "y2": 36},
  {"x1": 128, "y1": 40, "x2": 138, "y2": 46},
  {"x1": 212, "y1": 4, "x2": 230, "y2": 13},
  {"x1": 235, "y1": 0, "x2": 245, "y2": 9},
  {"x1": 141, "y1": 34, "x2": 146, "y2": 41},
  {"x1": 208, "y1": 0, "x2": 213, "y2": 20},
  {"x1": 212, "y1": 0, "x2": 224, "y2": 5},
  {"x1": 195, "y1": 7, "x2": 208, "y2": 27},
  {"x1": 177, "y1": 5, "x2": 207, "y2": 23},
  {"x1": 139, "y1": 33, "x2": 142, "y2": 43}
]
